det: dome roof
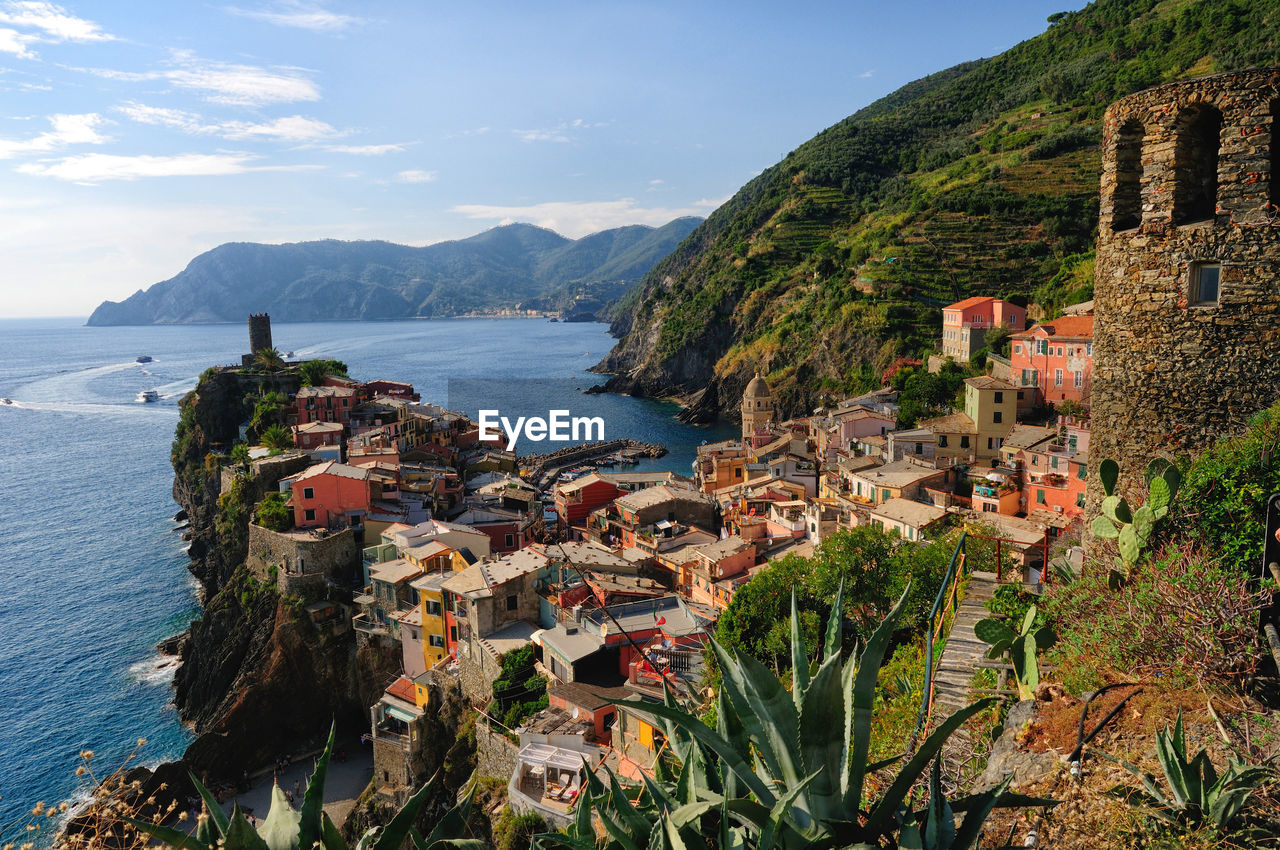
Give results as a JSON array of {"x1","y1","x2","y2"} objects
[{"x1": 744, "y1": 374, "x2": 771, "y2": 399}]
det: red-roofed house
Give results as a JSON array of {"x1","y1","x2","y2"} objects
[
  {"x1": 291, "y1": 461, "x2": 374, "y2": 529},
  {"x1": 1009, "y1": 315, "x2": 1094, "y2": 407},
  {"x1": 941, "y1": 296, "x2": 1026, "y2": 363},
  {"x1": 554, "y1": 473, "x2": 624, "y2": 530},
  {"x1": 296, "y1": 385, "x2": 358, "y2": 426}
]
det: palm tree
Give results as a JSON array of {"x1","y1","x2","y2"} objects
[
  {"x1": 229, "y1": 443, "x2": 251, "y2": 477},
  {"x1": 260, "y1": 424, "x2": 294, "y2": 451},
  {"x1": 254, "y1": 347, "x2": 285, "y2": 371}
]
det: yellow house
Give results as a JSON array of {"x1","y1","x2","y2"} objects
[
  {"x1": 411, "y1": 571, "x2": 453, "y2": 668},
  {"x1": 922, "y1": 376, "x2": 1016, "y2": 465},
  {"x1": 404, "y1": 539, "x2": 454, "y2": 573},
  {"x1": 964, "y1": 376, "x2": 1016, "y2": 461}
]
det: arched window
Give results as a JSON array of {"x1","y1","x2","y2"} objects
[
  {"x1": 1112, "y1": 118, "x2": 1144, "y2": 231},
  {"x1": 1172, "y1": 105, "x2": 1222, "y2": 225}
]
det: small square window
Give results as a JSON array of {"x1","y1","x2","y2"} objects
[
  {"x1": 506, "y1": 594, "x2": 518, "y2": 611},
  {"x1": 960, "y1": 436, "x2": 970, "y2": 449},
  {"x1": 1037, "y1": 489, "x2": 1046, "y2": 505},
  {"x1": 993, "y1": 411, "x2": 1003, "y2": 424},
  {"x1": 303, "y1": 487, "x2": 314, "y2": 500},
  {"x1": 304, "y1": 508, "x2": 316, "y2": 522},
  {"x1": 1190, "y1": 262, "x2": 1221, "y2": 306},
  {"x1": 1054, "y1": 369, "x2": 1063, "y2": 387},
  {"x1": 994, "y1": 391, "x2": 1003, "y2": 403}
]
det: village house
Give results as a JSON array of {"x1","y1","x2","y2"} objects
[
  {"x1": 886, "y1": 427, "x2": 937, "y2": 463},
  {"x1": 536, "y1": 595, "x2": 707, "y2": 687},
  {"x1": 452, "y1": 504, "x2": 537, "y2": 554},
  {"x1": 940, "y1": 296, "x2": 1027, "y2": 363},
  {"x1": 846, "y1": 460, "x2": 949, "y2": 509},
  {"x1": 869, "y1": 498, "x2": 950, "y2": 541},
  {"x1": 693, "y1": 440, "x2": 751, "y2": 494},
  {"x1": 354, "y1": 558, "x2": 422, "y2": 645},
  {"x1": 920, "y1": 376, "x2": 1017, "y2": 466},
  {"x1": 410, "y1": 570, "x2": 452, "y2": 668},
  {"x1": 296, "y1": 384, "x2": 358, "y2": 427},
  {"x1": 1009, "y1": 314, "x2": 1094, "y2": 408},
  {"x1": 290, "y1": 460, "x2": 376, "y2": 530},
  {"x1": 683, "y1": 534, "x2": 757, "y2": 611},
  {"x1": 1021, "y1": 419, "x2": 1090, "y2": 517},
  {"x1": 369, "y1": 673, "x2": 434, "y2": 806},
  {"x1": 292, "y1": 420, "x2": 344, "y2": 460},
  {"x1": 588, "y1": 484, "x2": 719, "y2": 549},
  {"x1": 442, "y1": 548, "x2": 549, "y2": 700},
  {"x1": 362, "y1": 379, "x2": 419, "y2": 401}
]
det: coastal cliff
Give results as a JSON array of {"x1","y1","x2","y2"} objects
[
  {"x1": 168, "y1": 366, "x2": 398, "y2": 779},
  {"x1": 594, "y1": 0, "x2": 1278, "y2": 422}
]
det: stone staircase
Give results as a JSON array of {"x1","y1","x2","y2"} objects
[
  {"x1": 931, "y1": 570, "x2": 999, "y2": 715},
  {"x1": 929, "y1": 570, "x2": 1001, "y2": 789}
]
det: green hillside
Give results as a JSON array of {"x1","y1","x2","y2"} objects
[{"x1": 597, "y1": 0, "x2": 1280, "y2": 421}]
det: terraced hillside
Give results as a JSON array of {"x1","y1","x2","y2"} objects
[{"x1": 596, "y1": 0, "x2": 1280, "y2": 422}]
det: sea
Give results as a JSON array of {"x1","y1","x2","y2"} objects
[{"x1": 0, "y1": 316, "x2": 734, "y2": 838}]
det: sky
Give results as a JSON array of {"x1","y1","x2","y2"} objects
[{"x1": 0, "y1": 0, "x2": 1089, "y2": 317}]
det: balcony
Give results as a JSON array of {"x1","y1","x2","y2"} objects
[
  {"x1": 353, "y1": 613, "x2": 389, "y2": 637},
  {"x1": 373, "y1": 721, "x2": 411, "y2": 750}
]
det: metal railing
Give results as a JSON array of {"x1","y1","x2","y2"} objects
[{"x1": 910, "y1": 531, "x2": 968, "y2": 751}]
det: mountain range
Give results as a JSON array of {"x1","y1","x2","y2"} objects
[
  {"x1": 86, "y1": 217, "x2": 702, "y2": 326},
  {"x1": 595, "y1": 0, "x2": 1280, "y2": 421}
]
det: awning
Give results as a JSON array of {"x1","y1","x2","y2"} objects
[
  {"x1": 386, "y1": 705, "x2": 418, "y2": 723},
  {"x1": 517, "y1": 743, "x2": 590, "y2": 772}
]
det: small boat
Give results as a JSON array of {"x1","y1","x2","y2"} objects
[
  {"x1": 1, "y1": 398, "x2": 12, "y2": 405},
  {"x1": 136, "y1": 389, "x2": 159, "y2": 403},
  {"x1": 135, "y1": 355, "x2": 153, "y2": 363},
  {"x1": 285, "y1": 350, "x2": 295, "y2": 358},
  {"x1": 549, "y1": 317, "x2": 558, "y2": 322}
]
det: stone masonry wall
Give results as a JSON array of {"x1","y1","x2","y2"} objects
[
  {"x1": 1090, "y1": 68, "x2": 1280, "y2": 508},
  {"x1": 246, "y1": 523, "x2": 357, "y2": 591}
]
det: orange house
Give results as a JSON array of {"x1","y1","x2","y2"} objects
[
  {"x1": 1009, "y1": 316, "x2": 1094, "y2": 408},
  {"x1": 291, "y1": 461, "x2": 374, "y2": 528}
]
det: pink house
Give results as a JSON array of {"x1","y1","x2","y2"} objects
[
  {"x1": 296, "y1": 385, "x2": 358, "y2": 427},
  {"x1": 1009, "y1": 315, "x2": 1094, "y2": 407},
  {"x1": 941, "y1": 296, "x2": 1027, "y2": 362},
  {"x1": 293, "y1": 421, "x2": 343, "y2": 451},
  {"x1": 291, "y1": 461, "x2": 374, "y2": 528}
]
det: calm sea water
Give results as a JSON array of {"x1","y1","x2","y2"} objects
[{"x1": 0, "y1": 317, "x2": 734, "y2": 835}]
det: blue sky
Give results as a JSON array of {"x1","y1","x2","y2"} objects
[{"x1": 0, "y1": 0, "x2": 1087, "y2": 317}]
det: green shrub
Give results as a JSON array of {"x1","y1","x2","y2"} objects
[
  {"x1": 256, "y1": 491, "x2": 291, "y2": 532},
  {"x1": 1045, "y1": 543, "x2": 1269, "y2": 693},
  {"x1": 493, "y1": 806, "x2": 545, "y2": 850}
]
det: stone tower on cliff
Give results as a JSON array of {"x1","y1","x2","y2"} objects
[
  {"x1": 242, "y1": 313, "x2": 273, "y2": 367},
  {"x1": 741, "y1": 374, "x2": 774, "y2": 442},
  {"x1": 1089, "y1": 68, "x2": 1280, "y2": 502}
]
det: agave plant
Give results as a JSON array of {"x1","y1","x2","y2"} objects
[
  {"x1": 1104, "y1": 711, "x2": 1273, "y2": 832},
  {"x1": 127, "y1": 724, "x2": 484, "y2": 850},
  {"x1": 532, "y1": 585, "x2": 1050, "y2": 849},
  {"x1": 973, "y1": 605, "x2": 1055, "y2": 701}
]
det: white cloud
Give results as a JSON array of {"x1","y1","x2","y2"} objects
[
  {"x1": 0, "y1": 112, "x2": 107, "y2": 159},
  {"x1": 116, "y1": 102, "x2": 339, "y2": 142},
  {"x1": 13, "y1": 151, "x2": 310, "y2": 182},
  {"x1": 648, "y1": 179, "x2": 663, "y2": 185},
  {"x1": 0, "y1": 26, "x2": 35, "y2": 57},
  {"x1": 221, "y1": 115, "x2": 337, "y2": 141},
  {"x1": 225, "y1": 2, "x2": 361, "y2": 33},
  {"x1": 694, "y1": 194, "x2": 731, "y2": 209},
  {"x1": 0, "y1": 2, "x2": 112, "y2": 55},
  {"x1": 513, "y1": 118, "x2": 607, "y2": 144},
  {"x1": 396, "y1": 169, "x2": 435, "y2": 183},
  {"x1": 327, "y1": 143, "x2": 404, "y2": 155},
  {"x1": 82, "y1": 52, "x2": 321, "y2": 106},
  {"x1": 450, "y1": 198, "x2": 701, "y2": 239},
  {"x1": 858, "y1": 69, "x2": 875, "y2": 79}
]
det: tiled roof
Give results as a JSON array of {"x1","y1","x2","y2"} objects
[
  {"x1": 294, "y1": 460, "x2": 370, "y2": 482},
  {"x1": 944, "y1": 296, "x2": 995, "y2": 310},
  {"x1": 297, "y1": 385, "x2": 355, "y2": 398},
  {"x1": 1012, "y1": 315, "x2": 1094, "y2": 340},
  {"x1": 919, "y1": 412, "x2": 976, "y2": 433},
  {"x1": 871, "y1": 498, "x2": 948, "y2": 529},
  {"x1": 964, "y1": 375, "x2": 1016, "y2": 391},
  {"x1": 385, "y1": 675, "x2": 416, "y2": 704}
]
